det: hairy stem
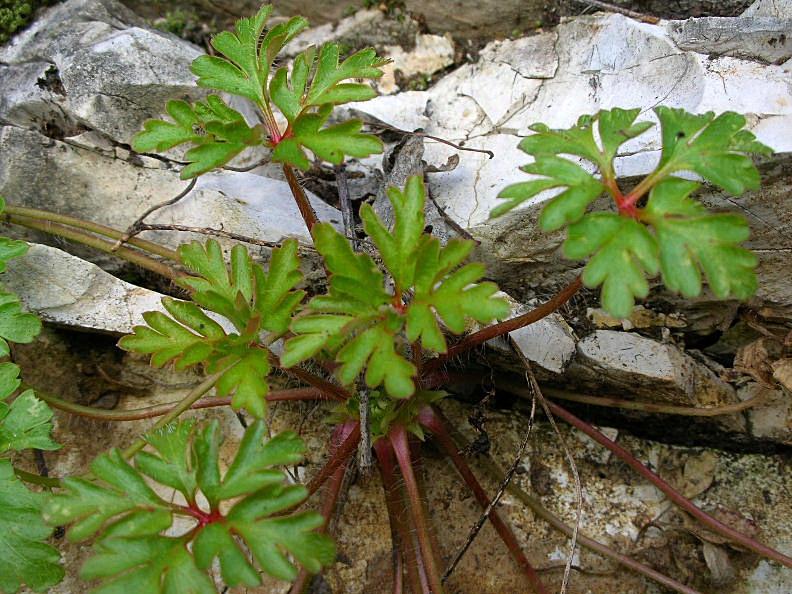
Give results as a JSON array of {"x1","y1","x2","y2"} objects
[
  {"x1": 290, "y1": 423, "x2": 354, "y2": 594},
  {"x1": 419, "y1": 407, "x2": 548, "y2": 594},
  {"x1": 375, "y1": 439, "x2": 422, "y2": 594},
  {"x1": 389, "y1": 425, "x2": 445, "y2": 594},
  {"x1": 33, "y1": 386, "x2": 327, "y2": 421},
  {"x1": 426, "y1": 277, "x2": 582, "y2": 372},
  {"x1": 547, "y1": 400, "x2": 792, "y2": 569},
  {"x1": 283, "y1": 164, "x2": 319, "y2": 232},
  {"x1": 6, "y1": 215, "x2": 183, "y2": 281},
  {"x1": 121, "y1": 372, "x2": 221, "y2": 459},
  {"x1": 305, "y1": 422, "x2": 361, "y2": 498},
  {"x1": 3, "y1": 206, "x2": 179, "y2": 260},
  {"x1": 282, "y1": 365, "x2": 351, "y2": 401}
]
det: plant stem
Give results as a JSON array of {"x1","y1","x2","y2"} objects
[
  {"x1": 6, "y1": 215, "x2": 183, "y2": 281},
  {"x1": 290, "y1": 423, "x2": 354, "y2": 594},
  {"x1": 121, "y1": 372, "x2": 221, "y2": 460},
  {"x1": 3, "y1": 205, "x2": 178, "y2": 260},
  {"x1": 420, "y1": 407, "x2": 548, "y2": 594},
  {"x1": 283, "y1": 164, "x2": 319, "y2": 232},
  {"x1": 546, "y1": 400, "x2": 792, "y2": 569},
  {"x1": 33, "y1": 386, "x2": 326, "y2": 421},
  {"x1": 375, "y1": 439, "x2": 422, "y2": 594},
  {"x1": 389, "y1": 425, "x2": 445, "y2": 594},
  {"x1": 426, "y1": 277, "x2": 582, "y2": 372},
  {"x1": 283, "y1": 365, "x2": 351, "y2": 401},
  {"x1": 305, "y1": 422, "x2": 361, "y2": 498},
  {"x1": 13, "y1": 466, "x2": 62, "y2": 488}
]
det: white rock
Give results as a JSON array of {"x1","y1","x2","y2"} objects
[
  {"x1": 507, "y1": 312, "x2": 576, "y2": 374},
  {"x1": 743, "y1": 0, "x2": 792, "y2": 18},
  {"x1": 0, "y1": 0, "x2": 204, "y2": 145},
  {"x1": 378, "y1": 34, "x2": 455, "y2": 95},
  {"x1": 573, "y1": 330, "x2": 737, "y2": 406},
  {"x1": 4, "y1": 244, "x2": 166, "y2": 334}
]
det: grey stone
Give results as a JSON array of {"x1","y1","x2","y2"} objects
[
  {"x1": 4, "y1": 243, "x2": 166, "y2": 334},
  {"x1": 667, "y1": 17, "x2": 792, "y2": 63},
  {"x1": 743, "y1": 0, "x2": 792, "y2": 18},
  {"x1": 571, "y1": 330, "x2": 738, "y2": 407},
  {"x1": 0, "y1": 0, "x2": 204, "y2": 145},
  {"x1": 0, "y1": 126, "x2": 340, "y2": 270}
]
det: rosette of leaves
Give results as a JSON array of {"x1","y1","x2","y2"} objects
[
  {"x1": 44, "y1": 419, "x2": 335, "y2": 593},
  {"x1": 281, "y1": 175, "x2": 510, "y2": 398},
  {"x1": 119, "y1": 238, "x2": 305, "y2": 418},
  {"x1": 493, "y1": 107, "x2": 772, "y2": 318},
  {"x1": 133, "y1": 4, "x2": 388, "y2": 177},
  {"x1": 328, "y1": 389, "x2": 447, "y2": 440}
]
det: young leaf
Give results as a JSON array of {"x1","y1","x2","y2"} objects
[
  {"x1": 655, "y1": 107, "x2": 772, "y2": 195},
  {"x1": 283, "y1": 176, "x2": 509, "y2": 397},
  {"x1": 0, "y1": 460, "x2": 64, "y2": 594},
  {"x1": 133, "y1": 96, "x2": 262, "y2": 179},
  {"x1": 644, "y1": 178, "x2": 757, "y2": 299},
  {"x1": 565, "y1": 213, "x2": 659, "y2": 319},
  {"x1": 272, "y1": 105, "x2": 383, "y2": 170},
  {"x1": 45, "y1": 420, "x2": 334, "y2": 591},
  {"x1": 120, "y1": 240, "x2": 304, "y2": 418},
  {"x1": 493, "y1": 108, "x2": 652, "y2": 220}
]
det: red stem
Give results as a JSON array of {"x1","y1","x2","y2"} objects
[
  {"x1": 283, "y1": 365, "x2": 350, "y2": 401},
  {"x1": 419, "y1": 407, "x2": 548, "y2": 594},
  {"x1": 425, "y1": 277, "x2": 582, "y2": 372},
  {"x1": 546, "y1": 400, "x2": 792, "y2": 569},
  {"x1": 283, "y1": 164, "x2": 320, "y2": 232},
  {"x1": 375, "y1": 439, "x2": 422, "y2": 594},
  {"x1": 290, "y1": 422, "x2": 354, "y2": 594},
  {"x1": 389, "y1": 425, "x2": 445, "y2": 594},
  {"x1": 305, "y1": 422, "x2": 361, "y2": 498}
]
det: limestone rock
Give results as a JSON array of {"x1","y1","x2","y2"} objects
[
  {"x1": 571, "y1": 330, "x2": 737, "y2": 406},
  {"x1": 667, "y1": 16, "x2": 792, "y2": 63},
  {"x1": 0, "y1": 0, "x2": 204, "y2": 145},
  {"x1": 4, "y1": 243, "x2": 166, "y2": 334}
]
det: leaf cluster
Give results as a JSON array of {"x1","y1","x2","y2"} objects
[
  {"x1": 282, "y1": 175, "x2": 510, "y2": 398},
  {"x1": 119, "y1": 238, "x2": 304, "y2": 418},
  {"x1": 494, "y1": 107, "x2": 772, "y2": 317},
  {"x1": 44, "y1": 420, "x2": 334, "y2": 593},
  {"x1": 134, "y1": 4, "x2": 387, "y2": 177}
]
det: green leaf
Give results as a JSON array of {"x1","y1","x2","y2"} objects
[
  {"x1": 191, "y1": 6, "x2": 271, "y2": 101},
  {"x1": 272, "y1": 105, "x2": 383, "y2": 170},
  {"x1": 118, "y1": 300, "x2": 224, "y2": 370},
  {"x1": 655, "y1": 107, "x2": 772, "y2": 194},
  {"x1": 211, "y1": 349, "x2": 271, "y2": 418},
  {"x1": 121, "y1": 240, "x2": 304, "y2": 418},
  {"x1": 493, "y1": 109, "x2": 655, "y2": 220},
  {"x1": 565, "y1": 213, "x2": 659, "y2": 318},
  {"x1": 46, "y1": 420, "x2": 333, "y2": 591},
  {"x1": 0, "y1": 291, "x2": 42, "y2": 348},
  {"x1": 284, "y1": 176, "x2": 508, "y2": 396},
  {"x1": 0, "y1": 389, "x2": 60, "y2": 454},
  {"x1": 133, "y1": 96, "x2": 261, "y2": 179},
  {"x1": 644, "y1": 177, "x2": 757, "y2": 299},
  {"x1": 0, "y1": 237, "x2": 28, "y2": 273},
  {"x1": 0, "y1": 460, "x2": 63, "y2": 594}
]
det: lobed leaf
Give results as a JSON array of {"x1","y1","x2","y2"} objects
[
  {"x1": 283, "y1": 176, "x2": 508, "y2": 396},
  {"x1": 0, "y1": 460, "x2": 64, "y2": 594},
  {"x1": 565, "y1": 213, "x2": 659, "y2": 319},
  {"x1": 644, "y1": 178, "x2": 757, "y2": 299},
  {"x1": 45, "y1": 420, "x2": 333, "y2": 591},
  {"x1": 133, "y1": 96, "x2": 261, "y2": 179},
  {"x1": 272, "y1": 105, "x2": 383, "y2": 170}
]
